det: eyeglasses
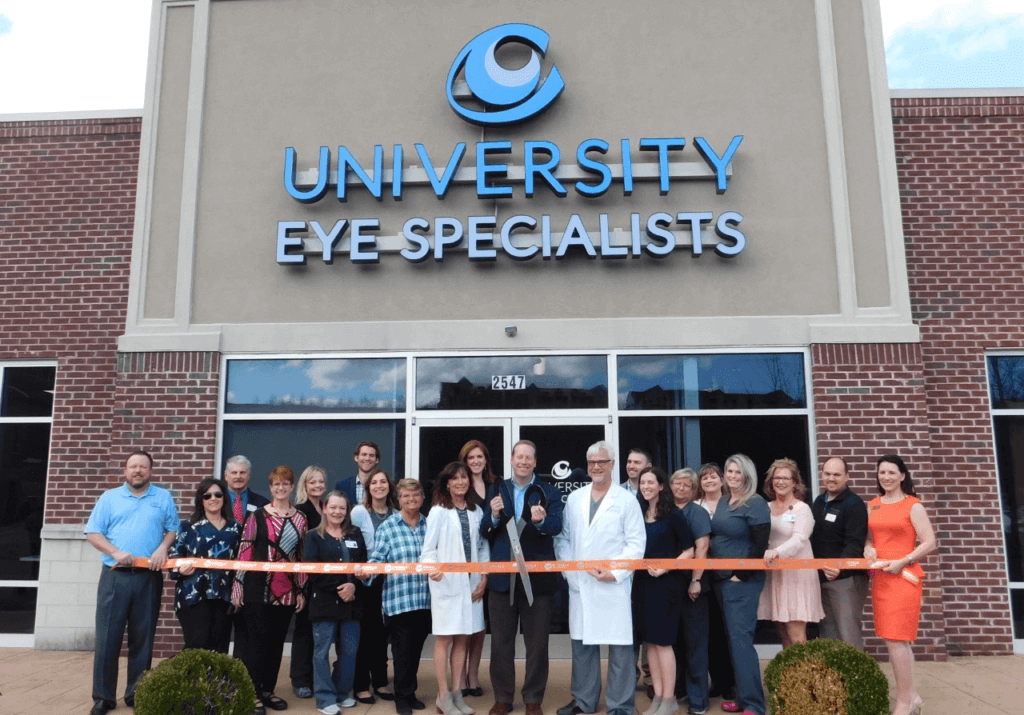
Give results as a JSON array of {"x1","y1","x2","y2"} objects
[
  {"x1": 772, "y1": 477, "x2": 794, "y2": 483},
  {"x1": 586, "y1": 460, "x2": 612, "y2": 467},
  {"x1": 202, "y1": 492, "x2": 224, "y2": 500}
]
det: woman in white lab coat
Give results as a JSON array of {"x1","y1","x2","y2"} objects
[{"x1": 421, "y1": 461, "x2": 489, "y2": 715}]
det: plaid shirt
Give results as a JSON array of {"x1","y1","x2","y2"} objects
[{"x1": 369, "y1": 511, "x2": 430, "y2": 616}]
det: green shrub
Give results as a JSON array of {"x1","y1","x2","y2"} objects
[
  {"x1": 763, "y1": 638, "x2": 888, "y2": 715},
  {"x1": 134, "y1": 648, "x2": 257, "y2": 715}
]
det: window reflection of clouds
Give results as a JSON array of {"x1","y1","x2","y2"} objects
[
  {"x1": 226, "y1": 358, "x2": 405, "y2": 412},
  {"x1": 617, "y1": 354, "x2": 805, "y2": 409},
  {"x1": 416, "y1": 356, "x2": 606, "y2": 409}
]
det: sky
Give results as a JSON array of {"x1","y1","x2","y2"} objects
[{"x1": 0, "y1": 1, "x2": 1021, "y2": 115}]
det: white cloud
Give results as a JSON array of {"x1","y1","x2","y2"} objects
[
  {"x1": 880, "y1": 0, "x2": 1024, "y2": 42},
  {"x1": 0, "y1": 14, "x2": 13, "y2": 38}
]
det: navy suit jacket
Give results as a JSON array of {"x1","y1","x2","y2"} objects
[
  {"x1": 480, "y1": 476, "x2": 564, "y2": 595},
  {"x1": 334, "y1": 476, "x2": 359, "y2": 506}
]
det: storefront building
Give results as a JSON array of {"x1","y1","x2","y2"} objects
[{"x1": 0, "y1": 0, "x2": 1020, "y2": 659}]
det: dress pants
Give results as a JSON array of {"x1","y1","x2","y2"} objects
[
  {"x1": 488, "y1": 583, "x2": 554, "y2": 705},
  {"x1": 313, "y1": 618, "x2": 361, "y2": 710},
  {"x1": 706, "y1": 588, "x2": 736, "y2": 698},
  {"x1": 354, "y1": 578, "x2": 391, "y2": 693},
  {"x1": 714, "y1": 576, "x2": 767, "y2": 715},
  {"x1": 570, "y1": 640, "x2": 635, "y2": 715},
  {"x1": 177, "y1": 598, "x2": 233, "y2": 653},
  {"x1": 675, "y1": 591, "x2": 709, "y2": 710},
  {"x1": 819, "y1": 574, "x2": 868, "y2": 651},
  {"x1": 235, "y1": 603, "x2": 296, "y2": 696},
  {"x1": 387, "y1": 609, "x2": 431, "y2": 703},
  {"x1": 92, "y1": 568, "x2": 163, "y2": 703},
  {"x1": 291, "y1": 602, "x2": 315, "y2": 689}
]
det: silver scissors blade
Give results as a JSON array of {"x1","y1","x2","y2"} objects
[{"x1": 505, "y1": 517, "x2": 534, "y2": 606}]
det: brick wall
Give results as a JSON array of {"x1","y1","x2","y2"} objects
[
  {"x1": 890, "y1": 95, "x2": 1024, "y2": 656},
  {"x1": 112, "y1": 351, "x2": 221, "y2": 657},
  {"x1": 0, "y1": 117, "x2": 141, "y2": 521},
  {"x1": 811, "y1": 342, "x2": 947, "y2": 660}
]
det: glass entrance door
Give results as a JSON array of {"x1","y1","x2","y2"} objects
[{"x1": 412, "y1": 415, "x2": 609, "y2": 638}]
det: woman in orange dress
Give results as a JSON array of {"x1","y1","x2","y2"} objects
[{"x1": 864, "y1": 455, "x2": 936, "y2": 715}]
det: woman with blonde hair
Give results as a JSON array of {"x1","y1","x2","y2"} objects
[
  {"x1": 758, "y1": 458, "x2": 823, "y2": 648},
  {"x1": 292, "y1": 465, "x2": 330, "y2": 699},
  {"x1": 709, "y1": 455, "x2": 770, "y2": 715}
]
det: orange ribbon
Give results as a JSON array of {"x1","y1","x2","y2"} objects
[{"x1": 130, "y1": 556, "x2": 879, "y2": 574}]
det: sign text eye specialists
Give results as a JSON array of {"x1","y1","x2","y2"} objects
[{"x1": 276, "y1": 135, "x2": 747, "y2": 265}]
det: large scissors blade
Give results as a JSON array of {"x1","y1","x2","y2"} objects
[{"x1": 505, "y1": 517, "x2": 534, "y2": 606}]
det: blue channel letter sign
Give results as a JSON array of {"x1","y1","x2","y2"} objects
[{"x1": 446, "y1": 23, "x2": 565, "y2": 127}]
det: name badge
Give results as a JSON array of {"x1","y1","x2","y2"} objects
[
  {"x1": 345, "y1": 540, "x2": 359, "y2": 548},
  {"x1": 782, "y1": 514, "x2": 796, "y2": 523},
  {"x1": 246, "y1": 504, "x2": 258, "y2": 513},
  {"x1": 825, "y1": 513, "x2": 837, "y2": 522}
]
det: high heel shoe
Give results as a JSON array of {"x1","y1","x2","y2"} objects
[
  {"x1": 451, "y1": 690, "x2": 475, "y2": 715},
  {"x1": 437, "y1": 693, "x2": 460, "y2": 715},
  {"x1": 891, "y1": 696, "x2": 924, "y2": 715},
  {"x1": 655, "y1": 697, "x2": 678, "y2": 715}
]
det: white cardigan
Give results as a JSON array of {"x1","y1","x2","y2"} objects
[{"x1": 420, "y1": 505, "x2": 489, "y2": 635}]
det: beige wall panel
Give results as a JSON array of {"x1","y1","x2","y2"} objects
[
  {"x1": 143, "y1": 4, "x2": 193, "y2": 319},
  {"x1": 189, "y1": 0, "x2": 851, "y2": 325},
  {"x1": 833, "y1": 0, "x2": 891, "y2": 308}
]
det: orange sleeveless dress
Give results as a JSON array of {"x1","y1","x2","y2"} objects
[{"x1": 867, "y1": 495, "x2": 925, "y2": 641}]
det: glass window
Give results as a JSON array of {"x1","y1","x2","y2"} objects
[
  {"x1": 0, "y1": 423, "x2": 50, "y2": 580},
  {"x1": 618, "y1": 414, "x2": 811, "y2": 495},
  {"x1": 1, "y1": 366, "x2": 56, "y2": 417},
  {"x1": 416, "y1": 356, "x2": 608, "y2": 410},
  {"x1": 221, "y1": 419, "x2": 406, "y2": 500},
  {"x1": 0, "y1": 587, "x2": 36, "y2": 634},
  {"x1": 618, "y1": 353, "x2": 806, "y2": 410},
  {"x1": 989, "y1": 356, "x2": 1024, "y2": 410},
  {"x1": 992, "y1": 416, "x2": 1024, "y2": 583},
  {"x1": 225, "y1": 358, "x2": 406, "y2": 414}
]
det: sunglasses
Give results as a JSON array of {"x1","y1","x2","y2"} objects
[{"x1": 202, "y1": 492, "x2": 225, "y2": 500}]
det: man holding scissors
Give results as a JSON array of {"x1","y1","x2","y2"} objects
[{"x1": 480, "y1": 440, "x2": 564, "y2": 715}]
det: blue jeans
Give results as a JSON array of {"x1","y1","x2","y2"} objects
[
  {"x1": 714, "y1": 576, "x2": 767, "y2": 715},
  {"x1": 93, "y1": 568, "x2": 163, "y2": 703},
  {"x1": 313, "y1": 618, "x2": 361, "y2": 709}
]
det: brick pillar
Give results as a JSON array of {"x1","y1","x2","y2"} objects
[
  {"x1": 812, "y1": 343, "x2": 947, "y2": 661},
  {"x1": 112, "y1": 351, "x2": 221, "y2": 657}
]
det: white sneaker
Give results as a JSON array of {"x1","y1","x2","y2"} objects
[
  {"x1": 318, "y1": 705, "x2": 342, "y2": 715},
  {"x1": 340, "y1": 698, "x2": 358, "y2": 708}
]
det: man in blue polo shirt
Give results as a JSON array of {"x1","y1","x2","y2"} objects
[{"x1": 84, "y1": 450, "x2": 178, "y2": 715}]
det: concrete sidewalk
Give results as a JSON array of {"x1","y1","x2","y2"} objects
[{"x1": 0, "y1": 648, "x2": 1021, "y2": 715}]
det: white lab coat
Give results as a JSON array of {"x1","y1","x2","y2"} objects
[
  {"x1": 554, "y1": 483, "x2": 646, "y2": 645},
  {"x1": 420, "y1": 505, "x2": 490, "y2": 635}
]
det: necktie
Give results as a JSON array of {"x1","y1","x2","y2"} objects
[{"x1": 233, "y1": 493, "x2": 244, "y2": 523}]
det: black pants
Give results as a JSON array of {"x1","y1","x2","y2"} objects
[
  {"x1": 354, "y1": 578, "x2": 390, "y2": 693},
  {"x1": 290, "y1": 602, "x2": 314, "y2": 689},
  {"x1": 706, "y1": 587, "x2": 736, "y2": 699},
  {"x1": 488, "y1": 584, "x2": 554, "y2": 705},
  {"x1": 235, "y1": 603, "x2": 295, "y2": 696},
  {"x1": 386, "y1": 609, "x2": 431, "y2": 702},
  {"x1": 177, "y1": 599, "x2": 233, "y2": 654}
]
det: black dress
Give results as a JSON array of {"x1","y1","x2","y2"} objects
[{"x1": 632, "y1": 509, "x2": 694, "y2": 645}]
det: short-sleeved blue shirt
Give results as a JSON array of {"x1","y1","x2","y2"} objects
[
  {"x1": 84, "y1": 483, "x2": 180, "y2": 566},
  {"x1": 709, "y1": 494, "x2": 770, "y2": 577}
]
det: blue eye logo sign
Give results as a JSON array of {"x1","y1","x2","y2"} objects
[{"x1": 446, "y1": 23, "x2": 565, "y2": 127}]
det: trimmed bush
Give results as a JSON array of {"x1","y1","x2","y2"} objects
[
  {"x1": 134, "y1": 648, "x2": 257, "y2": 715},
  {"x1": 763, "y1": 638, "x2": 888, "y2": 715}
]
